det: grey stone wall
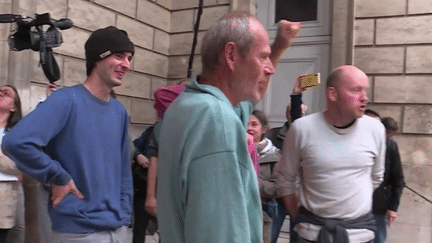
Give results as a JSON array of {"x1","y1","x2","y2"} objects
[
  {"x1": 0, "y1": 0, "x2": 241, "y2": 139},
  {"x1": 168, "y1": 1, "x2": 231, "y2": 83},
  {"x1": 1, "y1": 0, "x2": 175, "y2": 138},
  {"x1": 354, "y1": 0, "x2": 432, "y2": 242}
]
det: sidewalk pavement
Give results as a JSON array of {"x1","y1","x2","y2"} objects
[{"x1": 125, "y1": 228, "x2": 290, "y2": 243}]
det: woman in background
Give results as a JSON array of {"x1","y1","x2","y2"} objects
[
  {"x1": 0, "y1": 85, "x2": 23, "y2": 243},
  {"x1": 248, "y1": 110, "x2": 284, "y2": 243},
  {"x1": 250, "y1": 75, "x2": 308, "y2": 243}
]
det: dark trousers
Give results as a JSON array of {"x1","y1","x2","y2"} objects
[
  {"x1": 132, "y1": 197, "x2": 151, "y2": 243},
  {"x1": 0, "y1": 229, "x2": 10, "y2": 243}
]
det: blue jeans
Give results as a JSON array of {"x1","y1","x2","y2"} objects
[
  {"x1": 263, "y1": 199, "x2": 288, "y2": 243},
  {"x1": 374, "y1": 214, "x2": 387, "y2": 243}
]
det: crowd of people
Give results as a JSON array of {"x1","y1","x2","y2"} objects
[{"x1": 0, "y1": 10, "x2": 404, "y2": 243}]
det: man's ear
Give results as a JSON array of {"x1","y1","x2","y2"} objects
[
  {"x1": 327, "y1": 87, "x2": 337, "y2": 102},
  {"x1": 222, "y1": 41, "x2": 238, "y2": 72}
]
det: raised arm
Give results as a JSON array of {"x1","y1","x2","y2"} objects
[
  {"x1": 290, "y1": 75, "x2": 308, "y2": 123},
  {"x1": 255, "y1": 21, "x2": 301, "y2": 103},
  {"x1": 270, "y1": 20, "x2": 301, "y2": 69}
]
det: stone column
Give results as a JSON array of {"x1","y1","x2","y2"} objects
[
  {"x1": 353, "y1": 0, "x2": 432, "y2": 241},
  {"x1": 231, "y1": 0, "x2": 256, "y2": 15},
  {"x1": 6, "y1": 1, "x2": 42, "y2": 242},
  {"x1": 0, "y1": 0, "x2": 12, "y2": 86},
  {"x1": 330, "y1": 0, "x2": 355, "y2": 69}
]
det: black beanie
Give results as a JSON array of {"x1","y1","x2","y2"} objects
[{"x1": 85, "y1": 26, "x2": 135, "y2": 76}]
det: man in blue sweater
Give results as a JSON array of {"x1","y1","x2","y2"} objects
[{"x1": 2, "y1": 26, "x2": 134, "y2": 242}]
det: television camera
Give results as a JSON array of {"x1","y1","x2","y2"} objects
[{"x1": 0, "y1": 13, "x2": 73, "y2": 82}]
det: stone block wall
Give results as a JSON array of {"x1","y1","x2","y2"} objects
[
  {"x1": 2, "y1": 0, "x2": 174, "y2": 138},
  {"x1": 354, "y1": 0, "x2": 432, "y2": 241},
  {"x1": 0, "y1": 0, "x2": 242, "y2": 139},
  {"x1": 166, "y1": 0, "x2": 255, "y2": 84},
  {"x1": 168, "y1": 0, "x2": 231, "y2": 84}
]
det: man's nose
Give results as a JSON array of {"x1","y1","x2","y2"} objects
[
  {"x1": 265, "y1": 60, "x2": 275, "y2": 75},
  {"x1": 361, "y1": 90, "x2": 368, "y2": 102},
  {"x1": 122, "y1": 58, "x2": 130, "y2": 71}
]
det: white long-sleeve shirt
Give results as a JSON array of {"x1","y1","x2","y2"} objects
[{"x1": 275, "y1": 112, "x2": 385, "y2": 242}]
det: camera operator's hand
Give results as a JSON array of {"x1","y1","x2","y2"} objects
[
  {"x1": 51, "y1": 179, "x2": 84, "y2": 208},
  {"x1": 292, "y1": 74, "x2": 308, "y2": 95},
  {"x1": 46, "y1": 83, "x2": 57, "y2": 97}
]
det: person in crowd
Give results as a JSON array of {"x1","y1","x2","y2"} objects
[
  {"x1": 130, "y1": 82, "x2": 187, "y2": 243},
  {"x1": 2, "y1": 26, "x2": 134, "y2": 242},
  {"x1": 0, "y1": 85, "x2": 23, "y2": 243},
  {"x1": 267, "y1": 77, "x2": 308, "y2": 150},
  {"x1": 275, "y1": 65, "x2": 386, "y2": 242},
  {"x1": 364, "y1": 109, "x2": 381, "y2": 120},
  {"x1": 248, "y1": 110, "x2": 281, "y2": 243},
  {"x1": 131, "y1": 124, "x2": 158, "y2": 243},
  {"x1": 371, "y1": 116, "x2": 405, "y2": 243},
  {"x1": 249, "y1": 74, "x2": 308, "y2": 243},
  {"x1": 156, "y1": 11, "x2": 301, "y2": 243}
]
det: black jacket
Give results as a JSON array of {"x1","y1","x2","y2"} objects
[
  {"x1": 372, "y1": 138, "x2": 405, "y2": 215},
  {"x1": 132, "y1": 125, "x2": 159, "y2": 198}
]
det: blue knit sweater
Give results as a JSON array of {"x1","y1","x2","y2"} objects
[{"x1": 2, "y1": 84, "x2": 133, "y2": 233}]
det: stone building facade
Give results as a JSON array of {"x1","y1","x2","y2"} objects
[
  {"x1": 0, "y1": 0, "x2": 251, "y2": 138},
  {"x1": 354, "y1": 0, "x2": 432, "y2": 242},
  {"x1": 0, "y1": 0, "x2": 431, "y2": 242}
]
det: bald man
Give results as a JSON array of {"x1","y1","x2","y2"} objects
[{"x1": 275, "y1": 65, "x2": 385, "y2": 243}]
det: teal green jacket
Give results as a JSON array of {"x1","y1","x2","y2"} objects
[{"x1": 157, "y1": 79, "x2": 262, "y2": 243}]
